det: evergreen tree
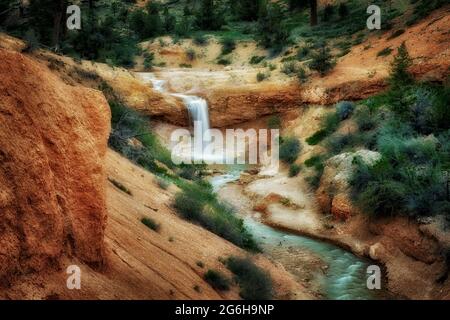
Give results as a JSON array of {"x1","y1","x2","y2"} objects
[
  {"x1": 236, "y1": 0, "x2": 260, "y2": 21},
  {"x1": 309, "y1": 43, "x2": 334, "y2": 76},
  {"x1": 257, "y1": 1, "x2": 288, "y2": 51},
  {"x1": 145, "y1": 2, "x2": 162, "y2": 37},
  {"x1": 288, "y1": 0, "x2": 307, "y2": 11},
  {"x1": 163, "y1": 6, "x2": 176, "y2": 32},
  {"x1": 28, "y1": 0, "x2": 67, "y2": 48},
  {"x1": 196, "y1": 0, "x2": 223, "y2": 30},
  {"x1": 389, "y1": 42, "x2": 413, "y2": 88}
]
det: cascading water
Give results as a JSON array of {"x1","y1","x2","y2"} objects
[
  {"x1": 138, "y1": 72, "x2": 214, "y2": 162},
  {"x1": 138, "y1": 73, "x2": 167, "y2": 93},
  {"x1": 171, "y1": 94, "x2": 212, "y2": 153}
]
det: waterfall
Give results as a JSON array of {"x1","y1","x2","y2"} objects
[
  {"x1": 171, "y1": 94, "x2": 211, "y2": 142},
  {"x1": 138, "y1": 73, "x2": 167, "y2": 93},
  {"x1": 138, "y1": 72, "x2": 214, "y2": 162}
]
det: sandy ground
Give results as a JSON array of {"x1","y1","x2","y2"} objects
[{"x1": 217, "y1": 182, "x2": 325, "y2": 299}]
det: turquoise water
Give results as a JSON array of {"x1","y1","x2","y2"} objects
[
  {"x1": 243, "y1": 218, "x2": 380, "y2": 300},
  {"x1": 211, "y1": 171, "x2": 384, "y2": 300}
]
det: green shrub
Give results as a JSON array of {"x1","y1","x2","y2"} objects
[
  {"x1": 226, "y1": 257, "x2": 273, "y2": 300},
  {"x1": 354, "y1": 105, "x2": 377, "y2": 131},
  {"x1": 193, "y1": 34, "x2": 208, "y2": 46},
  {"x1": 336, "y1": 101, "x2": 355, "y2": 120},
  {"x1": 304, "y1": 155, "x2": 323, "y2": 168},
  {"x1": 325, "y1": 133, "x2": 357, "y2": 155},
  {"x1": 250, "y1": 55, "x2": 265, "y2": 64},
  {"x1": 267, "y1": 115, "x2": 281, "y2": 129},
  {"x1": 306, "y1": 129, "x2": 328, "y2": 145},
  {"x1": 179, "y1": 164, "x2": 204, "y2": 180},
  {"x1": 256, "y1": 71, "x2": 268, "y2": 82},
  {"x1": 377, "y1": 47, "x2": 393, "y2": 57},
  {"x1": 289, "y1": 164, "x2": 301, "y2": 177},
  {"x1": 304, "y1": 154, "x2": 326, "y2": 189},
  {"x1": 217, "y1": 57, "x2": 231, "y2": 65},
  {"x1": 296, "y1": 67, "x2": 309, "y2": 84},
  {"x1": 107, "y1": 99, "x2": 173, "y2": 172},
  {"x1": 204, "y1": 270, "x2": 230, "y2": 291},
  {"x1": 108, "y1": 178, "x2": 132, "y2": 195},
  {"x1": 220, "y1": 37, "x2": 236, "y2": 55},
  {"x1": 156, "y1": 177, "x2": 170, "y2": 190},
  {"x1": 141, "y1": 217, "x2": 160, "y2": 231},
  {"x1": 296, "y1": 46, "x2": 310, "y2": 61},
  {"x1": 143, "y1": 52, "x2": 155, "y2": 70},
  {"x1": 308, "y1": 44, "x2": 335, "y2": 76},
  {"x1": 173, "y1": 181, "x2": 258, "y2": 251},
  {"x1": 281, "y1": 61, "x2": 299, "y2": 75},
  {"x1": 279, "y1": 137, "x2": 302, "y2": 164},
  {"x1": 387, "y1": 29, "x2": 405, "y2": 40},
  {"x1": 185, "y1": 48, "x2": 196, "y2": 61}
]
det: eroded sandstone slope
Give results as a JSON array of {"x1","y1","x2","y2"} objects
[{"x1": 0, "y1": 48, "x2": 110, "y2": 285}]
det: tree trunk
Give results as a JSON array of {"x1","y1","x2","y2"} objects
[
  {"x1": 51, "y1": 0, "x2": 67, "y2": 51},
  {"x1": 309, "y1": 0, "x2": 317, "y2": 26}
]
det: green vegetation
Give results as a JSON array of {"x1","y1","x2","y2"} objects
[
  {"x1": 220, "y1": 37, "x2": 236, "y2": 55},
  {"x1": 174, "y1": 180, "x2": 258, "y2": 251},
  {"x1": 289, "y1": 164, "x2": 301, "y2": 177},
  {"x1": 141, "y1": 217, "x2": 160, "y2": 232},
  {"x1": 249, "y1": 55, "x2": 266, "y2": 65},
  {"x1": 225, "y1": 256, "x2": 273, "y2": 300},
  {"x1": 377, "y1": 47, "x2": 393, "y2": 57},
  {"x1": 204, "y1": 269, "x2": 230, "y2": 291},
  {"x1": 2, "y1": 0, "x2": 436, "y2": 67},
  {"x1": 302, "y1": 44, "x2": 450, "y2": 221},
  {"x1": 256, "y1": 71, "x2": 269, "y2": 82},
  {"x1": 308, "y1": 43, "x2": 335, "y2": 76},
  {"x1": 107, "y1": 96, "x2": 173, "y2": 174},
  {"x1": 267, "y1": 115, "x2": 281, "y2": 129},
  {"x1": 156, "y1": 177, "x2": 170, "y2": 190},
  {"x1": 108, "y1": 178, "x2": 132, "y2": 196},
  {"x1": 389, "y1": 42, "x2": 413, "y2": 89},
  {"x1": 306, "y1": 111, "x2": 341, "y2": 145},
  {"x1": 279, "y1": 137, "x2": 302, "y2": 164}
]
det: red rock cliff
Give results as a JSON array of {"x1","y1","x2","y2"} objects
[{"x1": 0, "y1": 48, "x2": 110, "y2": 285}]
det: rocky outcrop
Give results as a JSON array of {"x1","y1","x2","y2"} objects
[
  {"x1": 204, "y1": 84, "x2": 302, "y2": 127},
  {"x1": 0, "y1": 48, "x2": 110, "y2": 285},
  {"x1": 316, "y1": 150, "x2": 381, "y2": 220}
]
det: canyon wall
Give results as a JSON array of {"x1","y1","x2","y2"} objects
[{"x1": 0, "y1": 48, "x2": 111, "y2": 285}]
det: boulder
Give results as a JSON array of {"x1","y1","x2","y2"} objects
[{"x1": 316, "y1": 150, "x2": 381, "y2": 220}]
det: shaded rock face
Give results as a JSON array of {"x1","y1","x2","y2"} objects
[
  {"x1": 316, "y1": 150, "x2": 381, "y2": 220},
  {"x1": 0, "y1": 49, "x2": 110, "y2": 284}
]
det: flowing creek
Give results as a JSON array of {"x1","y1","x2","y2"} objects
[{"x1": 140, "y1": 72, "x2": 386, "y2": 300}]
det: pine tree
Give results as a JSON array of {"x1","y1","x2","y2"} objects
[
  {"x1": 309, "y1": 43, "x2": 334, "y2": 76},
  {"x1": 196, "y1": 0, "x2": 223, "y2": 30},
  {"x1": 144, "y1": 2, "x2": 162, "y2": 37},
  {"x1": 389, "y1": 42, "x2": 413, "y2": 88},
  {"x1": 257, "y1": 1, "x2": 288, "y2": 51},
  {"x1": 163, "y1": 6, "x2": 176, "y2": 32}
]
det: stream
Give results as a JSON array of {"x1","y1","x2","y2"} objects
[{"x1": 210, "y1": 168, "x2": 385, "y2": 300}]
